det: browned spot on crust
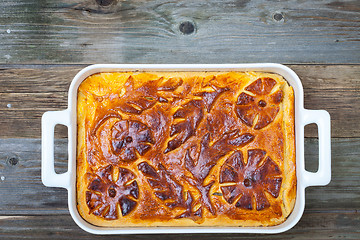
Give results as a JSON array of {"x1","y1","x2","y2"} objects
[{"x1": 220, "y1": 149, "x2": 282, "y2": 211}]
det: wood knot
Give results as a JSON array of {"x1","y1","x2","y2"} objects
[
  {"x1": 96, "y1": 0, "x2": 115, "y2": 7},
  {"x1": 273, "y1": 13, "x2": 284, "y2": 21},
  {"x1": 179, "y1": 21, "x2": 195, "y2": 35},
  {"x1": 7, "y1": 156, "x2": 19, "y2": 166}
]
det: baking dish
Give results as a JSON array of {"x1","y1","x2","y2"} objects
[{"x1": 42, "y1": 63, "x2": 331, "y2": 234}]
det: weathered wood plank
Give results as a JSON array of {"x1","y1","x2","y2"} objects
[
  {"x1": 0, "y1": 0, "x2": 359, "y2": 64},
  {"x1": 0, "y1": 138, "x2": 359, "y2": 214},
  {"x1": 0, "y1": 64, "x2": 359, "y2": 138},
  {"x1": 0, "y1": 139, "x2": 68, "y2": 215},
  {"x1": 0, "y1": 212, "x2": 359, "y2": 239},
  {"x1": 296, "y1": 64, "x2": 360, "y2": 138}
]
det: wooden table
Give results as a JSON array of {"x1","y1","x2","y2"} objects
[{"x1": 1, "y1": 0, "x2": 359, "y2": 239}]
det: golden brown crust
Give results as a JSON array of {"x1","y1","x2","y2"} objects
[{"x1": 76, "y1": 71, "x2": 296, "y2": 227}]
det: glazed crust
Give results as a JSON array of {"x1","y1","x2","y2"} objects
[{"x1": 76, "y1": 71, "x2": 296, "y2": 227}]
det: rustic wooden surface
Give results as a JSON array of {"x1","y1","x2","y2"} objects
[
  {"x1": 0, "y1": 0, "x2": 360, "y2": 239},
  {"x1": 0, "y1": 65, "x2": 359, "y2": 138},
  {"x1": 1, "y1": 0, "x2": 360, "y2": 64}
]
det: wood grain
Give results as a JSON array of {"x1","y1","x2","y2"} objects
[
  {"x1": 0, "y1": 0, "x2": 359, "y2": 64},
  {"x1": 0, "y1": 137, "x2": 359, "y2": 238},
  {"x1": 0, "y1": 212, "x2": 359, "y2": 239},
  {"x1": 0, "y1": 64, "x2": 359, "y2": 138},
  {"x1": 0, "y1": 138, "x2": 358, "y2": 214},
  {"x1": 1, "y1": 0, "x2": 359, "y2": 238}
]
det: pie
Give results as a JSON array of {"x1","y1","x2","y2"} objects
[{"x1": 76, "y1": 71, "x2": 296, "y2": 227}]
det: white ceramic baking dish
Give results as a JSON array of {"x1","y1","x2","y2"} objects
[{"x1": 42, "y1": 63, "x2": 331, "y2": 234}]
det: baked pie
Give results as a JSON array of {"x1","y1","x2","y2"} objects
[{"x1": 76, "y1": 71, "x2": 296, "y2": 227}]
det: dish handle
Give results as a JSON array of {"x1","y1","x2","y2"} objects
[
  {"x1": 41, "y1": 109, "x2": 71, "y2": 189},
  {"x1": 301, "y1": 109, "x2": 331, "y2": 187}
]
